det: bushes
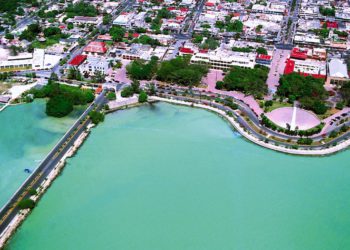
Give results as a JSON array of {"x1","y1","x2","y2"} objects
[
  {"x1": 106, "y1": 92, "x2": 116, "y2": 101},
  {"x1": 297, "y1": 138, "x2": 313, "y2": 145},
  {"x1": 121, "y1": 86, "x2": 134, "y2": 97},
  {"x1": 138, "y1": 91, "x2": 148, "y2": 103},
  {"x1": 18, "y1": 199, "x2": 35, "y2": 210},
  {"x1": 89, "y1": 110, "x2": 105, "y2": 124}
]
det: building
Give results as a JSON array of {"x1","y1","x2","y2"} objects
[
  {"x1": 326, "y1": 58, "x2": 350, "y2": 85},
  {"x1": 68, "y1": 55, "x2": 87, "y2": 67},
  {"x1": 190, "y1": 50, "x2": 256, "y2": 70},
  {"x1": 78, "y1": 57, "x2": 109, "y2": 76},
  {"x1": 0, "y1": 49, "x2": 61, "y2": 71},
  {"x1": 284, "y1": 58, "x2": 327, "y2": 79},
  {"x1": 83, "y1": 41, "x2": 108, "y2": 56}
]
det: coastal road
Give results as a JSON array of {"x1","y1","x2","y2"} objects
[
  {"x1": 0, "y1": 93, "x2": 107, "y2": 240},
  {"x1": 156, "y1": 87, "x2": 350, "y2": 150}
]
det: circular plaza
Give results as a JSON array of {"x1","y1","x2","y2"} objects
[{"x1": 265, "y1": 107, "x2": 321, "y2": 131}]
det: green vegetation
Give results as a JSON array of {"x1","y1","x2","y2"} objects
[
  {"x1": 193, "y1": 34, "x2": 203, "y2": 44},
  {"x1": 216, "y1": 65, "x2": 269, "y2": 98},
  {"x1": 65, "y1": 1, "x2": 97, "y2": 17},
  {"x1": 156, "y1": 56, "x2": 208, "y2": 86},
  {"x1": 200, "y1": 37, "x2": 219, "y2": 50},
  {"x1": 121, "y1": 81, "x2": 141, "y2": 97},
  {"x1": 18, "y1": 198, "x2": 35, "y2": 210},
  {"x1": 126, "y1": 57, "x2": 158, "y2": 80},
  {"x1": 256, "y1": 47, "x2": 267, "y2": 55},
  {"x1": 339, "y1": 82, "x2": 350, "y2": 106},
  {"x1": 109, "y1": 25, "x2": 125, "y2": 42},
  {"x1": 277, "y1": 73, "x2": 328, "y2": 114},
  {"x1": 103, "y1": 14, "x2": 112, "y2": 25},
  {"x1": 133, "y1": 35, "x2": 161, "y2": 46},
  {"x1": 232, "y1": 47, "x2": 252, "y2": 53},
  {"x1": 312, "y1": 28, "x2": 330, "y2": 38},
  {"x1": 106, "y1": 92, "x2": 116, "y2": 101},
  {"x1": 138, "y1": 90, "x2": 148, "y2": 103},
  {"x1": 297, "y1": 138, "x2": 313, "y2": 145},
  {"x1": 89, "y1": 110, "x2": 105, "y2": 124},
  {"x1": 19, "y1": 23, "x2": 41, "y2": 41},
  {"x1": 334, "y1": 30, "x2": 348, "y2": 38},
  {"x1": 319, "y1": 6, "x2": 335, "y2": 16},
  {"x1": 29, "y1": 81, "x2": 94, "y2": 117},
  {"x1": 67, "y1": 67, "x2": 82, "y2": 81},
  {"x1": 261, "y1": 114, "x2": 324, "y2": 136},
  {"x1": 46, "y1": 95, "x2": 73, "y2": 117},
  {"x1": 226, "y1": 20, "x2": 243, "y2": 32}
]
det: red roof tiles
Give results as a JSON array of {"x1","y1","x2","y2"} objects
[{"x1": 69, "y1": 55, "x2": 87, "y2": 66}]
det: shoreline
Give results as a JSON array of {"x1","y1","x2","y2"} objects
[
  {"x1": 149, "y1": 96, "x2": 350, "y2": 156},
  {"x1": 1, "y1": 96, "x2": 349, "y2": 247},
  {"x1": 0, "y1": 127, "x2": 92, "y2": 249}
]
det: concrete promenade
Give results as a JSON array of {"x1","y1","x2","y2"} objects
[{"x1": 150, "y1": 96, "x2": 350, "y2": 156}]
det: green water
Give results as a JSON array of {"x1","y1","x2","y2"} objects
[
  {"x1": 6, "y1": 103, "x2": 350, "y2": 250},
  {"x1": 0, "y1": 100, "x2": 84, "y2": 208}
]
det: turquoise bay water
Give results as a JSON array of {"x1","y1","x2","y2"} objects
[
  {"x1": 6, "y1": 103, "x2": 350, "y2": 250},
  {"x1": 0, "y1": 100, "x2": 83, "y2": 208}
]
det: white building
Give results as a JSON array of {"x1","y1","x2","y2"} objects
[
  {"x1": 327, "y1": 58, "x2": 350, "y2": 85},
  {"x1": 0, "y1": 49, "x2": 61, "y2": 71},
  {"x1": 78, "y1": 57, "x2": 109, "y2": 76},
  {"x1": 190, "y1": 50, "x2": 256, "y2": 70}
]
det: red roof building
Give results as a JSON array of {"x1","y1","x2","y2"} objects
[
  {"x1": 256, "y1": 54, "x2": 272, "y2": 61},
  {"x1": 167, "y1": 7, "x2": 176, "y2": 10},
  {"x1": 83, "y1": 41, "x2": 107, "y2": 54},
  {"x1": 180, "y1": 7, "x2": 188, "y2": 12},
  {"x1": 326, "y1": 21, "x2": 338, "y2": 29},
  {"x1": 284, "y1": 59, "x2": 295, "y2": 74},
  {"x1": 205, "y1": 2, "x2": 215, "y2": 7},
  {"x1": 179, "y1": 47, "x2": 194, "y2": 55},
  {"x1": 291, "y1": 48, "x2": 307, "y2": 60},
  {"x1": 69, "y1": 55, "x2": 87, "y2": 66}
]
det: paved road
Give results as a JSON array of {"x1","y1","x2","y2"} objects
[
  {"x1": 156, "y1": 86, "x2": 350, "y2": 149},
  {"x1": 0, "y1": 93, "x2": 107, "y2": 238}
]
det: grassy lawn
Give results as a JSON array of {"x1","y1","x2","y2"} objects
[
  {"x1": 32, "y1": 37, "x2": 59, "y2": 49},
  {"x1": 317, "y1": 108, "x2": 339, "y2": 120},
  {"x1": 260, "y1": 100, "x2": 293, "y2": 112},
  {"x1": 0, "y1": 66, "x2": 32, "y2": 72}
]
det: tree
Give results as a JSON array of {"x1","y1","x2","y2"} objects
[
  {"x1": 18, "y1": 199, "x2": 35, "y2": 210},
  {"x1": 138, "y1": 90, "x2": 148, "y2": 103},
  {"x1": 92, "y1": 70, "x2": 105, "y2": 83},
  {"x1": 65, "y1": 1, "x2": 98, "y2": 17},
  {"x1": 89, "y1": 110, "x2": 105, "y2": 124},
  {"x1": 126, "y1": 57, "x2": 158, "y2": 80},
  {"x1": 121, "y1": 86, "x2": 134, "y2": 97},
  {"x1": 226, "y1": 20, "x2": 243, "y2": 32},
  {"x1": 109, "y1": 25, "x2": 125, "y2": 42},
  {"x1": 278, "y1": 73, "x2": 328, "y2": 114},
  {"x1": 156, "y1": 56, "x2": 208, "y2": 86},
  {"x1": 103, "y1": 14, "x2": 112, "y2": 25},
  {"x1": 339, "y1": 82, "x2": 350, "y2": 106},
  {"x1": 46, "y1": 95, "x2": 74, "y2": 117},
  {"x1": 200, "y1": 37, "x2": 219, "y2": 50},
  {"x1": 5, "y1": 33, "x2": 14, "y2": 40},
  {"x1": 106, "y1": 91, "x2": 116, "y2": 100},
  {"x1": 219, "y1": 65, "x2": 269, "y2": 98},
  {"x1": 256, "y1": 47, "x2": 267, "y2": 55},
  {"x1": 67, "y1": 22, "x2": 74, "y2": 30}
]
